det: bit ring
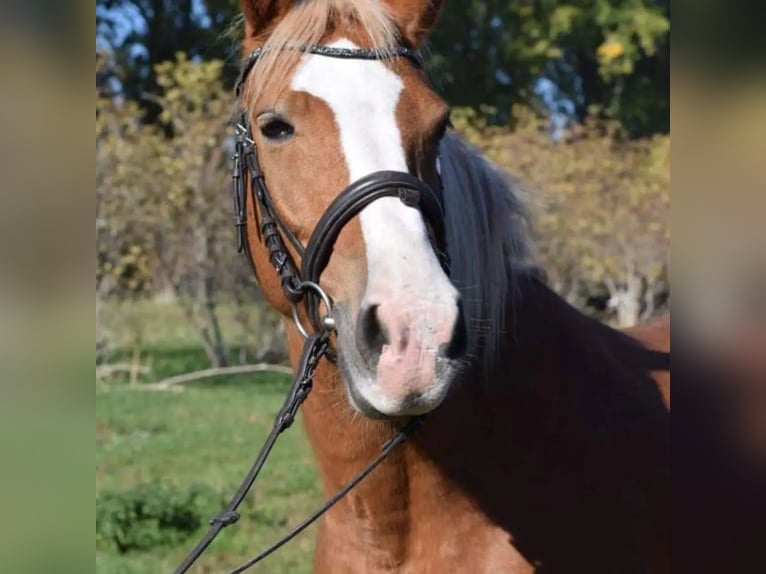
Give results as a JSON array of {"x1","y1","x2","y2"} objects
[{"x1": 291, "y1": 281, "x2": 334, "y2": 338}]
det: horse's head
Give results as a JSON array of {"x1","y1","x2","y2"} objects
[{"x1": 238, "y1": 0, "x2": 466, "y2": 418}]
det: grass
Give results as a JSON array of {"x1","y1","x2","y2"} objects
[{"x1": 97, "y1": 303, "x2": 321, "y2": 573}]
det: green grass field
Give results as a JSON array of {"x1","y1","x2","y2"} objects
[{"x1": 97, "y1": 304, "x2": 321, "y2": 573}]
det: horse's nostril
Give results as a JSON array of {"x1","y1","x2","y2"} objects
[
  {"x1": 356, "y1": 303, "x2": 389, "y2": 364},
  {"x1": 440, "y1": 298, "x2": 467, "y2": 360}
]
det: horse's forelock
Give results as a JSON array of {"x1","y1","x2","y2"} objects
[{"x1": 243, "y1": 0, "x2": 399, "y2": 107}]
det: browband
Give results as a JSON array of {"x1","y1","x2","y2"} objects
[{"x1": 235, "y1": 44, "x2": 423, "y2": 96}]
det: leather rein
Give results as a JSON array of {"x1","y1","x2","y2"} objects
[{"x1": 174, "y1": 44, "x2": 445, "y2": 573}]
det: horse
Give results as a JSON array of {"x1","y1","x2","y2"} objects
[{"x1": 224, "y1": 0, "x2": 671, "y2": 572}]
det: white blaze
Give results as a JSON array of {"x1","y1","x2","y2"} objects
[{"x1": 291, "y1": 39, "x2": 446, "y2": 291}]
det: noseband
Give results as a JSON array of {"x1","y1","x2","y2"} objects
[
  {"x1": 175, "y1": 44, "x2": 442, "y2": 574},
  {"x1": 231, "y1": 44, "x2": 449, "y2": 334}
]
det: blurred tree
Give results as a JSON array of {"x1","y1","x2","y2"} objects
[
  {"x1": 96, "y1": 1, "x2": 668, "y2": 136},
  {"x1": 428, "y1": 0, "x2": 669, "y2": 136},
  {"x1": 96, "y1": 0, "x2": 241, "y2": 122},
  {"x1": 97, "y1": 55, "x2": 268, "y2": 367},
  {"x1": 452, "y1": 108, "x2": 670, "y2": 327}
]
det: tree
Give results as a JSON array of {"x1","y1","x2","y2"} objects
[
  {"x1": 97, "y1": 0, "x2": 241, "y2": 122},
  {"x1": 97, "y1": 55, "x2": 274, "y2": 367},
  {"x1": 452, "y1": 108, "x2": 670, "y2": 327},
  {"x1": 427, "y1": 0, "x2": 669, "y2": 136},
  {"x1": 96, "y1": 1, "x2": 669, "y2": 137}
]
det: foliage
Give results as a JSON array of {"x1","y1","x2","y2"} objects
[
  {"x1": 97, "y1": 55, "x2": 281, "y2": 367},
  {"x1": 96, "y1": 0, "x2": 669, "y2": 137},
  {"x1": 96, "y1": 0, "x2": 241, "y2": 122},
  {"x1": 96, "y1": 482, "x2": 220, "y2": 553},
  {"x1": 428, "y1": 0, "x2": 669, "y2": 136},
  {"x1": 452, "y1": 108, "x2": 670, "y2": 325}
]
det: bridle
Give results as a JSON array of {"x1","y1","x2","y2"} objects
[
  {"x1": 174, "y1": 43, "x2": 447, "y2": 573},
  {"x1": 232, "y1": 43, "x2": 449, "y2": 334}
]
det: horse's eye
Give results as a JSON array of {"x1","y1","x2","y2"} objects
[{"x1": 259, "y1": 117, "x2": 294, "y2": 141}]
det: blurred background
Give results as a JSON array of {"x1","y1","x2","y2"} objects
[{"x1": 95, "y1": 1, "x2": 669, "y2": 572}]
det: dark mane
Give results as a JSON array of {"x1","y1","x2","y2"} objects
[{"x1": 439, "y1": 132, "x2": 533, "y2": 370}]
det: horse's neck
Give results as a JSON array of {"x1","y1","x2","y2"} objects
[
  {"x1": 288, "y1": 331, "x2": 490, "y2": 568},
  {"x1": 282, "y1": 327, "x2": 406, "y2": 564},
  {"x1": 296, "y1": 386, "x2": 412, "y2": 567},
  {"x1": 288, "y1": 278, "x2": 669, "y2": 570}
]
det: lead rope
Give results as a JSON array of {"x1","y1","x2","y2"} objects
[
  {"x1": 173, "y1": 328, "x2": 423, "y2": 574},
  {"x1": 228, "y1": 416, "x2": 423, "y2": 573},
  {"x1": 173, "y1": 331, "x2": 329, "y2": 574}
]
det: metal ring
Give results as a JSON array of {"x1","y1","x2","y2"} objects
[
  {"x1": 290, "y1": 281, "x2": 335, "y2": 338},
  {"x1": 291, "y1": 303, "x2": 311, "y2": 339}
]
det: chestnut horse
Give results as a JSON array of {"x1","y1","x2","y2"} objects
[{"x1": 231, "y1": 0, "x2": 671, "y2": 572}]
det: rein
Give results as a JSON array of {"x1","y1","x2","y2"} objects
[{"x1": 174, "y1": 43, "x2": 442, "y2": 573}]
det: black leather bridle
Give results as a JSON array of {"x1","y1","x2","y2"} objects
[
  {"x1": 231, "y1": 43, "x2": 449, "y2": 334},
  {"x1": 174, "y1": 43, "x2": 445, "y2": 574}
]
